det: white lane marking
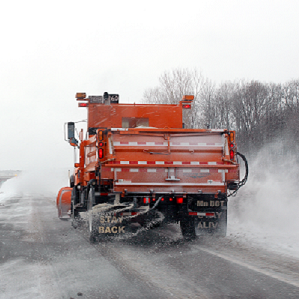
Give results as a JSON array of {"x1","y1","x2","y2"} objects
[{"x1": 198, "y1": 247, "x2": 299, "y2": 288}]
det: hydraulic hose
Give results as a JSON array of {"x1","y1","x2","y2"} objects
[{"x1": 228, "y1": 152, "x2": 249, "y2": 197}]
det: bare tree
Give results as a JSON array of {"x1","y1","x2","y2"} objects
[
  {"x1": 143, "y1": 68, "x2": 206, "y2": 128},
  {"x1": 143, "y1": 69, "x2": 299, "y2": 155}
]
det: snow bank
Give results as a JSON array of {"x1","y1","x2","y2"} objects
[{"x1": 228, "y1": 143, "x2": 299, "y2": 258}]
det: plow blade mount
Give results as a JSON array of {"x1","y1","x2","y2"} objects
[{"x1": 56, "y1": 187, "x2": 72, "y2": 219}]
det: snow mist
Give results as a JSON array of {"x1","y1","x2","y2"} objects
[{"x1": 228, "y1": 141, "x2": 299, "y2": 257}]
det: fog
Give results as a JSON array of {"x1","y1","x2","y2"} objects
[
  {"x1": 229, "y1": 141, "x2": 299, "y2": 258},
  {"x1": 0, "y1": 168, "x2": 69, "y2": 200}
]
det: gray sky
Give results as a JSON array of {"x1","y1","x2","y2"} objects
[{"x1": 1, "y1": 0, "x2": 298, "y2": 170}]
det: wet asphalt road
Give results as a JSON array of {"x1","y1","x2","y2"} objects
[{"x1": 1, "y1": 195, "x2": 299, "y2": 299}]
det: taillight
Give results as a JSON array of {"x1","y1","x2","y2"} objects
[
  {"x1": 78, "y1": 103, "x2": 88, "y2": 107},
  {"x1": 177, "y1": 197, "x2": 183, "y2": 204},
  {"x1": 143, "y1": 197, "x2": 150, "y2": 204},
  {"x1": 229, "y1": 143, "x2": 234, "y2": 160},
  {"x1": 98, "y1": 142, "x2": 104, "y2": 147},
  {"x1": 230, "y1": 149, "x2": 234, "y2": 160},
  {"x1": 169, "y1": 197, "x2": 173, "y2": 202},
  {"x1": 98, "y1": 148, "x2": 104, "y2": 159},
  {"x1": 182, "y1": 104, "x2": 191, "y2": 109}
]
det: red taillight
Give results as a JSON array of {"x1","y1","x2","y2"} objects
[
  {"x1": 78, "y1": 103, "x2": 88, "y2": 107},
  {"x1": 143, "y1": 197, "x2": 150, "y2": 204},
  {"x1": 98, "y1": 148, "x2": 104, "y2": 159},
  {"x1": 182, "y1": 104, "x2": 191, "y2": 109},
  {"x1": 206, "y1": 212, "x2": 214, "y2": 217},
  {"x1": 99, "y1": 142, "x2": 104, "y2": 147},
  {"x1": 230, "y1": 149, "x2": 234, "y2": 160},
  {"x1": 169, "y1": 197, "x2": 173, "y2": 202},
  {"x1": 177, "y1": 197, "x2": 183, "y2": 204},
  {"x1": 161, "y1": 197, "x2": 164, "y2": 201}
]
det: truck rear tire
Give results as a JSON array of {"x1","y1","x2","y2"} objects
[{"x1": 180, "y1": 217, "x2": 196, "y2": 240}]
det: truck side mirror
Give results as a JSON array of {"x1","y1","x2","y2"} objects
[
  {"x1": 67, "y1": 122, "x2": 75, "y2": 139},
  {"x1": 66, "y1": 122, "x2": 78, "y2": 147}
]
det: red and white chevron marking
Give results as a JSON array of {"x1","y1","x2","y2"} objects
[
  {"x1": 113, "y1": 141, "x2": 223, "y2": 147},
  {"x1": 107, "y1": 161, "x2": 225, "y2": 165}
]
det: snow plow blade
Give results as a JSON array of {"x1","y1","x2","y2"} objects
[{"x1": 56, "y1": 187, "x2": 72, "y2": 219}]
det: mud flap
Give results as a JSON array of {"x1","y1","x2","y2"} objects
[{"x1": 194, "y1": 209, "x2": 227, "y2": 237}]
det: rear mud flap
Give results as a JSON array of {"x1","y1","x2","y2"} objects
[{"x1": 194, "y1": 209, "x2": 227, "y2": 236}]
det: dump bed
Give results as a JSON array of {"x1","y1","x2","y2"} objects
[{"x1": 100, "y1": 128, "x2": 239, "y2": 194}]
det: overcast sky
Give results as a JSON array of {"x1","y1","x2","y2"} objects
[{"x1": 1, "y1": 0, "x2": 298, "y2": 171}]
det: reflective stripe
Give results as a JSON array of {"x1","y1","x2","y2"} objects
[
  {"x1": 189, "y1": 212, "x2": 215, "y2": 217},
  {"x1": 113, "y1": 142, "x2": 223, "y2": 147},
  {"x1": 110, "y1": 161, "x2": 222, "y2": 165},
  {"x1": 115, "y1": 182, "x2": 225, "y2": 186}
]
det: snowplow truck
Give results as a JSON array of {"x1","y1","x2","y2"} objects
[{"x1": 57, "y1": 92, "x2": 248, "y2": 242}]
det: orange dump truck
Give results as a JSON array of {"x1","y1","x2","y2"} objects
[{"x1": 57, "y1": 92, "x2": 248, "y2": 242}]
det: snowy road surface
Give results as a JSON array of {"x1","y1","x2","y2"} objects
[{"x1": 1, "y1": 194, "x2": 299, "y2": 299}]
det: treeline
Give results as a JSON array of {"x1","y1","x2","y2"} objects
[{"x1": 143, "y1": 68, "x2": 299, "y2": 155}]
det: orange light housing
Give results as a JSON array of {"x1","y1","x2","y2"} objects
[
  {"x1": 98, "y1": 130, "x2": 103, "y2": 141},
  {"x1": 182, "y1": 95, "x2": 194, "y2": 101},
  {"x1": 76, "y1": 92, "x2": 86, "y2": 99},
  {"x1": 230, "y1": 132, "x2": 235, "y2": 142}
]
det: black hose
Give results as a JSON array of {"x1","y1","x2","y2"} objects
[{"x1": 228, "y1": 152, "x2": 249, "y2": 197}]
